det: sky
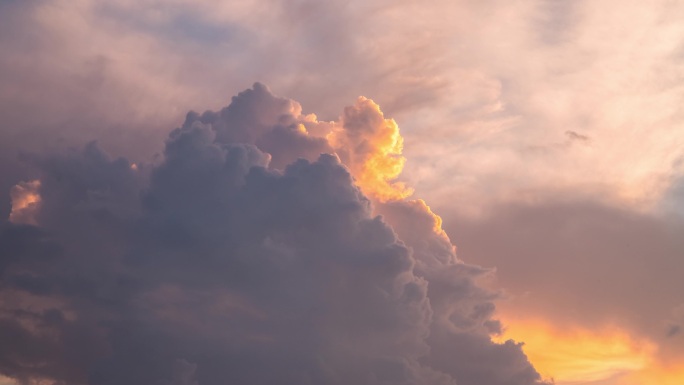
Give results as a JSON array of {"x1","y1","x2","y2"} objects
[{"x1": 1, "y1": 0, "x2": 683, "y2": 384}]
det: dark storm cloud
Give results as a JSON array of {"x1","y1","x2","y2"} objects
[{"x1": 0, "y1": 85, "x2": 548, "y2": 385}]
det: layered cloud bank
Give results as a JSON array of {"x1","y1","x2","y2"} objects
[
  {"x1": 444, "y1": 201, "x2": 684, "y2": 384},
  {"x1": 0, "y1": 84, "x2": 548, "y2": 385}
]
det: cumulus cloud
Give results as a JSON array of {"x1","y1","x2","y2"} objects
[
  {"x1": 330, "y1": 97, "x2": 412, "y2": 201},
  {"x1": 3, "y1": 1, "x2": 684, "y2": 384},
  {"x1": 0, "y1": 84, "x2": 547, "y2": 385}
]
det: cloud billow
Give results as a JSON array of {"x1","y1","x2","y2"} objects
[{"x1": 0, "y1": 84, "x2": 547, "y2": 385}]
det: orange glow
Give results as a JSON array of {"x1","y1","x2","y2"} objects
[
  {"x1": 9, "y1": 180, "x2": 41, "y2": 225},
  {"x1": 493, "y1": 317, "x2": 657, "y2": 384},
  {"x1": 330, "y1": 97, "x2": 412, "y2": 202},
  {"x1": 405, "y1": 198, "x2": 450, "y2": 238},
  {"x1": 622, "y1": 362, "x2": 684, "y2": 385}
]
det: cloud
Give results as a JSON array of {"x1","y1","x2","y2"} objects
[
  {"x1": 5, "y1": 0, "x2": 683, "y2": 216},
  {"x1": 3, "y1": 1, "x2": 684, "y2": 384},
  {"x1": 8, "y1": 181, "x2": 40, "y2": 225},
  {"x1": 330, "y1": 97, "x2": 412, "y2": 201},
  {"x1": 180, "y1": 82, "x2": 331, "y2": 170},
  {"x1": 564, "y1": 130, "x2": 589, "y2": 143},
  {"x1": 442, "y1": 199, "x2": 684, "y2": 382},
  {"x1": 181, "y1": 83, "x2": 411, "y2": 201},
  {"x1": 392, "y1": 0, "x2": 684, "y2": 213},
  {"x1": 0, "y1": 85, "x2": 548, "y2": 385}
]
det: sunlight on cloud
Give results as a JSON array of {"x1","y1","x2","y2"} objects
[
  {"x1": 494, "y1": 317, "x2": 657, "y2": 384},
  {"x1": 330, "y1": 96, "x2": 413, "y2": 202},
  {"x1": 8, "y1": 180, "x2": 41, "y2": 225},
  {"x1": 624, "y1": 363, "x2": 684, "y2": 385}
]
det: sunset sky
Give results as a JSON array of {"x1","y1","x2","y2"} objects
[{"x1": 1, "y1": 1, "x2": 683, "y2": 384}]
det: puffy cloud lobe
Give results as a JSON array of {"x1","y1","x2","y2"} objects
[
  {"x1": 182, "y1": 83, "x2": 410, "y2": 201},
  {"x1": 330, "y1": 97, "x2": 412, "y2": 202},
  {"x1": 375, "y1": 200, "x2": 545, "y2": 385},
  {"x1": 181, "y1": 83, "x2": 332, "y2": 170},
  {"x1": 0, "y1": 85, "x2": 547, "y2": 385}
]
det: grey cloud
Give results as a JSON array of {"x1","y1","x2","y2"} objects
[
  {"x1": 667, "y1": 324, "x2": 681, "y2": 338},
  {"x1": 442, "y1": 200, "x2": 684, "y2": 358},
  {"x1": 535, "y1": 0, "x2": 583, "y2": 46},
  {"x1": 375, "y1": 200, "x2": 541, "y2": 385},
  {"x1": 0, "y1": 85, "x2": 547, "y2": 385},
  {"x1": 0, "y1": 0, "x2": 458, "y2": 168},
  {"x1": 96, "y1": 3, "x2": 246, "y2": 46},
  {"x1": 170, "y1": 359, "x2": 198, "y2": 385},
  {"x1": 662, "y1": 173, "x2": 684, "y2": 218},
  {"x1": 564, "y1": 130, "x2": 589, "y2": 142},
  {"x1": 181, "y1": 83, "x2": 332, "y2": 169}
]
